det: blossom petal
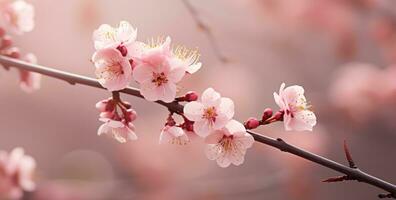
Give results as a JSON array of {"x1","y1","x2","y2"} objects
[
  {"x1": 201, "y1": 88, "x2": 221, "y2": 107},
  {"x1": 204, "y1": 130, "x2": 224, "y2": 144},
  {"x1": 286, "y1": 110, "x2": 317, "y2": 131},
  {"x1": 186, "y1": 62, "x2": 201, "y2": 74},
  {"x1": 224, "y1": 120, "x2": 246, "y2": 135},
  {"x1": 184, "y1": 101, "x2": 204, "y2": 121},
  {"x1": 132, "y1": 64, "x2": 154, "y2": 83},
  {"x1": 193, "y1": 120, "x2": 211, "y2": 137},
  {"x1": 218, "y1": 97, "x2": 235, "y2": 120},
  {"x1": 116, "y1": 21, "x2": 136, "y2": 42}
]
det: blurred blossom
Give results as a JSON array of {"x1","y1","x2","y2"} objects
[
  {"x1": 19, "y1": 53, "x2": 41, "y2": 92},
  {"x1": 329, "y1": 62, "x2": 396, "y2": 122},
  {"x1": 0, "y1": 147, "x2": 36, "y2": 200},
  {"x1": 0, "y1": 0, "x2": 34, "y2": 35}
]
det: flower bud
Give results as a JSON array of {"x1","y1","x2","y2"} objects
[
  {"x1": 125, "y1": 109, "x2": 137, "y2": 122},
  {"x1": 0, "y1": 28, "x2": 5, "y2": 37},
  {"x1": 244, "y1": 117, "x2": 260, "y2": 129},
  {"x1": 273, "y1": 111, "x2": 284, "y2": 121},
  {"x1": 116, "y1": 45, "x2": 128, "y2": 57},
  {"x1": 7, "y1": 47, "x2": 20, "y2": 58},
  {"x1": 1, "y1": 35, "x2": 12, "y2": 49},
  {"x1": 184, "y1": 91, "x2": 198, "y2": 102},
  {"x1": 262, "y1": 108, "x2": 273, "y2": 121}
]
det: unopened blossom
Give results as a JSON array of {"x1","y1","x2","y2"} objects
[
  {"x1": 132, "y1": 38, "x2": 186, "y2": 103},
  {"x1": 0, "y1": 0, "x2": 34, "y2": 34},
  {"x1": 184, "y1": 88, "x2": 234, "y2": 137},
  {"x1": 205, "y1": 120, "x2": 254, "y2": 168},
  {"x1": 96, "y1": 98, "x2": 138, "y2": 143},
  {"x1": 92, "y1": 47, "x2": 132, "y2": 91},
  {"x1": 0, "y1": 147, "x2": 36, "y2": 199},
  {"x1": 19, "y1": 53, "x2": 41, "y2": 92},
  {"x1": 159, "y1": 126, "x2": 189, "y2": 145},
  {"x1": 273, "y1": 83, "x2": 316, "y2": 131}
]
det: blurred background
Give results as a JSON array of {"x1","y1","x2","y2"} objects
[{"x1": 1, "y1": 0, "x2": 396, "y2": 199}]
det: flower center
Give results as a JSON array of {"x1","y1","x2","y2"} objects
[
  {"x1": 152, "y1": 72, "x2": 168, "y2": 86},
  {"x1": 219, "y1": 135, "x2": 234, "y2": 152},
  {"x1": 96, "y1": 63, "x2": 124, "y2": 80},
  {"x1": 203, "y1": 106, "x2": 218, "y2": 123},
  {"x1": 170, "y1": 137, "x2": 188, "y2": 145}
]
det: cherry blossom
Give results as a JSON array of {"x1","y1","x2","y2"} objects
[
  {"x1": 19, "y1": 53, "x2": 41, "y2": 92},
  {"x1": 98, "y1": 118, "x2": 137, "y2": 143},
  {"x1": 171, "y1": 44, "x2": 201, "y2": 74},
  {"x1": 0, "y1": 0, "x2": 34, "y2": 35},
  {"x1": 205, "y1": 120, "x2": 254, "y2": 168},
  {"x1": 184, "y1": 88, "x2": 234, "y2": 137},
  {"x1": 93, "y1": 20, "x2": 136, "y2": 50},
  {"x1": 0, "y1": 147, "x2": 36, "y2": 199},
  {"x1": 132, "y1": 38, "x2": 186, "y2": 103},
  {"x1": 159, "y1": 126, "x2": 189, "y2": 145},
  {"x1": 92, "y1": 47, "x2": 132, "y2": 91},
  {"x1": 96, "y1": 97, "x2": 138, "y2": 143},
  {"x1": 273, "y1": 83, "x2": 316, "y2": 131},
  {"x1": 145, "y1": 36, "x2": 201, "y2": 74}
]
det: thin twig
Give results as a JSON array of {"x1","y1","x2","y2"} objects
[
  {"x1": 1, "y1": 55, "x2": 396, "y2": 198},
  {"x1": 181, "y1": 0, "x2": 229, "y2": 63}
]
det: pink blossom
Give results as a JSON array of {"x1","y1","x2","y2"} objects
[
  {"x1": 273, "y1": 83, "x2": 316, "y2": 131},
  {"x1": 93, "y1": 21, "x2": 136, "y2": 50},
  {"x1": 146, "y1": 37, "x2": 201, "y2": 74},
  {"x1": 0, "y1": 0, "x2": 34, "y2": 35},
  {"x1": 0, "y1": 147, "x2": 36, "y2": 199},
  {"x1": 159, "y1": 126, "x2": 189, "y2": 145},
  {"x1": 205, "y1": 120, "x2": 254, "y2": 168},
  {"x1": 171, "y1": 44, "x2": 201, "y2": 74},
  {"x1": 92, "y1": 47, "x2": 132, "y2": 91},
  {"x1": 96, "y1": 98, "x2": 137, "y2": 143},
  {"x1": 132, "y1": 38, "x2": 186, "y2": 103},
  {"x1": 97, "y1": 118, "x2": 137, "y2": 143},
  {"x1": 184, "y1": 88, "x2": 235, "y2": 137},
  {"x1": 19, "y1": 53, "x2": 41, "y2": 93},
  {"x1": 92, "y1": 21, "x2": 144, "y2": 60}
]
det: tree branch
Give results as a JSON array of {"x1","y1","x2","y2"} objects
[
  {"x1": 181, "y1": 0, "x2": 229, "y2": 63},
  {"x1": 1, "y1": 55, "x2": 395, "y2": 198}
]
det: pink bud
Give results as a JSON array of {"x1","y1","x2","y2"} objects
[
  {"x1": 100, "y1": 111, "x2": 114, "y2": 119},
  {"x1": 7, "y1": 47, "x2": 20, "y2": 58},
  {"x1": 0, "y1": 28, "x2": 5, "y2": 37},
  {"x1": 1, "y1": 35, "x2": 12, "y2": 49},
  {"x1": 116, "y1": 45, "x2": 128, "y2": 57},
  {"x1": 125, "y1": 109, "x2": 137, "y2": 122},
  {"x1": 166, "y1": 115, "x2": 176, "y2": 126},
  {"x1": 185, "y1": 91, "x2": 199, "y2": 102},
  {"x1": 184, "y1": 122, "x2": 194, "y2": 132},
  {"x1": 96, "y1": 99, "x2": 115, "y2": 112},
  {"x1": 262, "y1": 108, "x2": 273, "y2": 121},
  {"x1": 273, "y1": 111, "x2": 284, "y2": 121},
  {"x1": 244, "y1": 117, "x2": 260, "y2": 129}
]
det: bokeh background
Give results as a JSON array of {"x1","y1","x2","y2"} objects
[{"x1": 1, "y1": 0, "x2": 396, "y2": 199}]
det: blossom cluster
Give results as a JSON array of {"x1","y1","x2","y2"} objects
[
  {"x1": 91, "y1": 21, "x2": 317, "y2": 168},
  {"x1": 91, "y1": 21, "x2": 201, "y2": 100},
  {"x1": 0, "y1": 147, "x2": 36, "y2": 199},
  {"x1": 0, "y1": 0, "x2": 40, "y2": 92}
]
